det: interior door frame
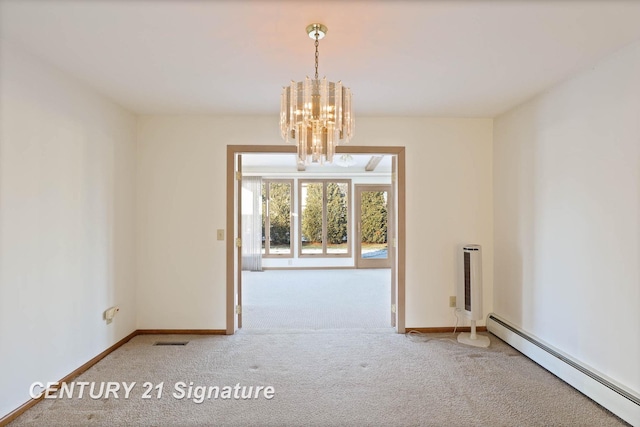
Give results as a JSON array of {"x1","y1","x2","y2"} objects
[
  {"x1": 226, "y1": 145, "x2": 406, "y2": 334},
  {"x1": 355, "y1": 184, "x2": 392, "y2": 269}
]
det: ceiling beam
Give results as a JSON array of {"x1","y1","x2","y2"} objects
[{"x1": 365, "y1": 156, "x2": 383, "y2": 172}]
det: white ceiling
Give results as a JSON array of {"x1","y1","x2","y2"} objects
[
  {"x1": 2, "y1": 0, "x2": 640, "y2": 117},
  {"x1": 242, "y1": 153, "x2": 392, "y2": 175}
]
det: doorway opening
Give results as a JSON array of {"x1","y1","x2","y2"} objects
[
  {"x1": 242, "y1": 269, "x2": 391, "y2": 329},
  {"x1": 226, "y1": 146, "x2": 405, "y2": 334}
]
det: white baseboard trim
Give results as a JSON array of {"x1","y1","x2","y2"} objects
[{"x1": 487, "y1": 313, "x2": 639, "y2": 426}]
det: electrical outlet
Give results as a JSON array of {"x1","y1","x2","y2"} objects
[
  {"x1": 104, "y1": 306, "x2": 120, "y2": 324},
  {"x1": 449, "y1": 296, "x2": 456, "y2": 307},
  {"x1": 216, "y1": 229, "x2": 224, "y2": 240}
]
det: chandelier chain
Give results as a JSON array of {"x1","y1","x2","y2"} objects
[{"x1": 314, "y1": 29, "x2": 319, "y2": 80}]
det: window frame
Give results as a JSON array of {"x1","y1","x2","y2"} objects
[
  {"x1": 298, "y1": 179, "x2": 352, "y2": 258},
  {"x1": 262, "y1": 179, "x2": 294, "y2": 258}
]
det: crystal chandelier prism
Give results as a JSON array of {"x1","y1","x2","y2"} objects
[{"x1": 280, "y1": 24, "x2": 354, "y2": 165}]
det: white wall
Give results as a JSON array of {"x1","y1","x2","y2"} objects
[
  {"x1": 0, "y1": 40, "x2": 137, "y2": 417},
  {"x1": 494, "y1": 40, "x2": 640, "y2": 393},
  {"x1": 136, "y1": 116, "x2": 493, "y2": 330}
]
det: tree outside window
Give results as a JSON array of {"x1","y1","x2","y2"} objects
[
  {"x1": 262, "y1": 180, "x2": 293, "y2": 256},
  {"x1": 300, "y1": 180, "x2": 350, "y2": 256}
]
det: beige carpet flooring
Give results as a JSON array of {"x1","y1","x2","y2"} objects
[
  {"x1": 242, "y1": 269, "x2": 391, "y2": 329},
  {"x1": 9, "y1": 330, "x2": 627, "y2": 426}
]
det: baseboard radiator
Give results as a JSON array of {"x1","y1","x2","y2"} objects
[{"x1": 487, "y1": 313, "x2": 639, "y2": 426}]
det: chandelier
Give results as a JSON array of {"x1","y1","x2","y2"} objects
[{"x1": 280, "y1": 23, "x2": 354, "y2": 165}]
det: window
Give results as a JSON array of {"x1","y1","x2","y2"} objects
[
  {"x1": 299, "y1": 180, "x2": 351, "y2": 257},
  {"x1": 262, "y1": 179, "x2": 293, "y2": 257}
]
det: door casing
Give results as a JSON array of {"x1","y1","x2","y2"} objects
[{"x1": 227, "y1": 145, "x2": 406, "y2": 334}]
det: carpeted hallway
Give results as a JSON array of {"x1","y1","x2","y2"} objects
[{"x1": 242, "y1": 269, "x2": 392, "y2": 330}]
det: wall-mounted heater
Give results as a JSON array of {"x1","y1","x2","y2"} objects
[{"x1": 457, "y1": 244, "x2": 490, "y2": 348}]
